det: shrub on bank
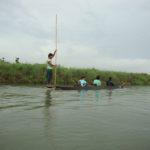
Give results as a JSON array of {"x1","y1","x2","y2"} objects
[{"x1": 0, "y1": 61, "x2": 150, "y2": 86}]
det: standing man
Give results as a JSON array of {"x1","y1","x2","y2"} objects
[{"x1": 46, "y1": 50, "x2": 57, "y2": 87}]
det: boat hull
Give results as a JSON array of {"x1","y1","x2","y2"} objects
[
  {"x1": 52, "y1": 86, "x2": 119, "y2": 90},
  {"x1": 56, "y1": 86, "x2": 101, "y2": 90}
]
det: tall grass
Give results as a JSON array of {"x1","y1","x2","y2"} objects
[{"x1": 0, "y1": 61, "x2": 150, "y2": 86}]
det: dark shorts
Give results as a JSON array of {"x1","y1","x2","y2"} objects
[{"x1": 46, "y1": 69, "x2": 53, "y2": 83}]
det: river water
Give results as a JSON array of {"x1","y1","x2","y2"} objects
[{"x1": 0, "y1": 85, "x2": 150, "y2": 150}]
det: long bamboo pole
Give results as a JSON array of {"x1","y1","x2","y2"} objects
[{"x1": 54, "y1": 15, "x2": 57, "y2": 88}]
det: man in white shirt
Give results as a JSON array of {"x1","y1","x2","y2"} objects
[{"x1": 46, "y1": 50, "x2": 57, "y2": 87}]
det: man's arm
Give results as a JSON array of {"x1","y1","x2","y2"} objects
[
  {"x1": 52, "y1": 50, "x2": 57, "y2": 58},
  {"x1": 48, "y1": 61, "x2": 56, "y2": 67}
]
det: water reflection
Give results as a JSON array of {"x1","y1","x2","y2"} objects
[
  {"x1": 107, "y1": 89, "x2": 113, "y2": 100},
  {"x1": 43, "y1": 89, "x2": 52, "y2": 128},
  {"x1": 78, "y1": 90, "x2": 101, "y2": 102},
  {"x1": 43, "y1": 90, "x2": 56, "y2": 149},
  {"x1": 79, "y1": 90, "x2": 87, "y2": 97},
  {"x1": 45, "y1": 89, "x2": 52, "y2": 108},
  {"x1": 95, "y1": 90, "x2": 101, "y2": 101}
]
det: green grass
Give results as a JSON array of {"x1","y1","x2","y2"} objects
[{"x1": 0, "y1": 61, "x2": 150, "y2": 86}]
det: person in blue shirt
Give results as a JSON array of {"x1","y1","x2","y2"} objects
[
  {"x1": 93, "y1": 75, "x2": 101, "y2": 86},
  {"x1": 78, "y1": 76, "x2": 87, "y2": 87}
]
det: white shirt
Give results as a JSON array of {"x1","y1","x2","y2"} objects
[{"x1": 47, "y1": 58, "x2": 52, "y2": 69}]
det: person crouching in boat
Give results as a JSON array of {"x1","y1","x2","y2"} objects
[
  {"x1": 93, "y1": 75, "x2": 101, "y2": 86},
  {"x1": 78, "y1": 76, "x2": 87, "y2": 87},
  {"x1": 46, "y1": 50, "x2": 57, "y2": 87},
  {"x1": 106, "y1": 77, "x2": 114, "y2": 89}
]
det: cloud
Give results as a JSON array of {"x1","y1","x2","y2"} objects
[
  {"x1": 0, "y1": 0, "x2": 150, "y2": 73},
  {"x1": 58, "y1": 44, "x2": 150, "y2": 73}
]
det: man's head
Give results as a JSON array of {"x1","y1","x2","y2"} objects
[
  {"x1": 96, "y1": 75, "x2": 100, "y2": 80},
  {"x1": 109, "y1": 77, "x2": 112, "y2": 80},
  {"x1": 81, "y1": 76, "x2": 86, "y2": 80},
  {"x1": 48, "y1": 53, "x2": 53, "y2": 59}
]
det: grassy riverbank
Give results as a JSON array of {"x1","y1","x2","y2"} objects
[{"x1": 0, "y1": 61, "x2": 150, "y2": 86}]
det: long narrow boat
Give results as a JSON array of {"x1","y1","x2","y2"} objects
[
  {"x1": 53, "y1": 85, "x2": 120, "y2": 90},
  {"x1": 56, "y1": 86, "x2": 100, "y2": 90}
]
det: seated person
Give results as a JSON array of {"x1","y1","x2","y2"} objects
[
  {"x1": 106, "y1": 77, "x2": 114, "y2": 87},
  {"x1": 78, "y1": 76, "x2": 87, "y2": 87},
  {"x1": 93, "y1": 75, "x2": 101, "y2": 86}
]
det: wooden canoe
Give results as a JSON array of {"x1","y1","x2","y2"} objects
[
  {"x1": 55, "y1": 86, "x2": 100, "y2": 90},
  {"x1": 49, "y1": 85, "x2": 120, "y2": 90}
]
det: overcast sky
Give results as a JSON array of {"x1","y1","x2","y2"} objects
[{"x1": 0, "y1": 0, "x2": 150, "y2": 73}]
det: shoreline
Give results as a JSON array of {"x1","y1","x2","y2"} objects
[{"x1": 0, "y1": 61, "x2": 150, "y2": 86}]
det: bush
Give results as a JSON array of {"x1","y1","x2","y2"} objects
[{"x1": 0, "y1": 62, "x2": 150, "y2": 86}]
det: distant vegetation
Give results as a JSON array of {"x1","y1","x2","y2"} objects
[{"x1": 0, "y1": 60, "x2": 150, "y2": 86}]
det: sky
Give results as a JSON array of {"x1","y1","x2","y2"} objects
[{"x1": 0, "y1": 0, "x2": 150, "y2": 73}]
